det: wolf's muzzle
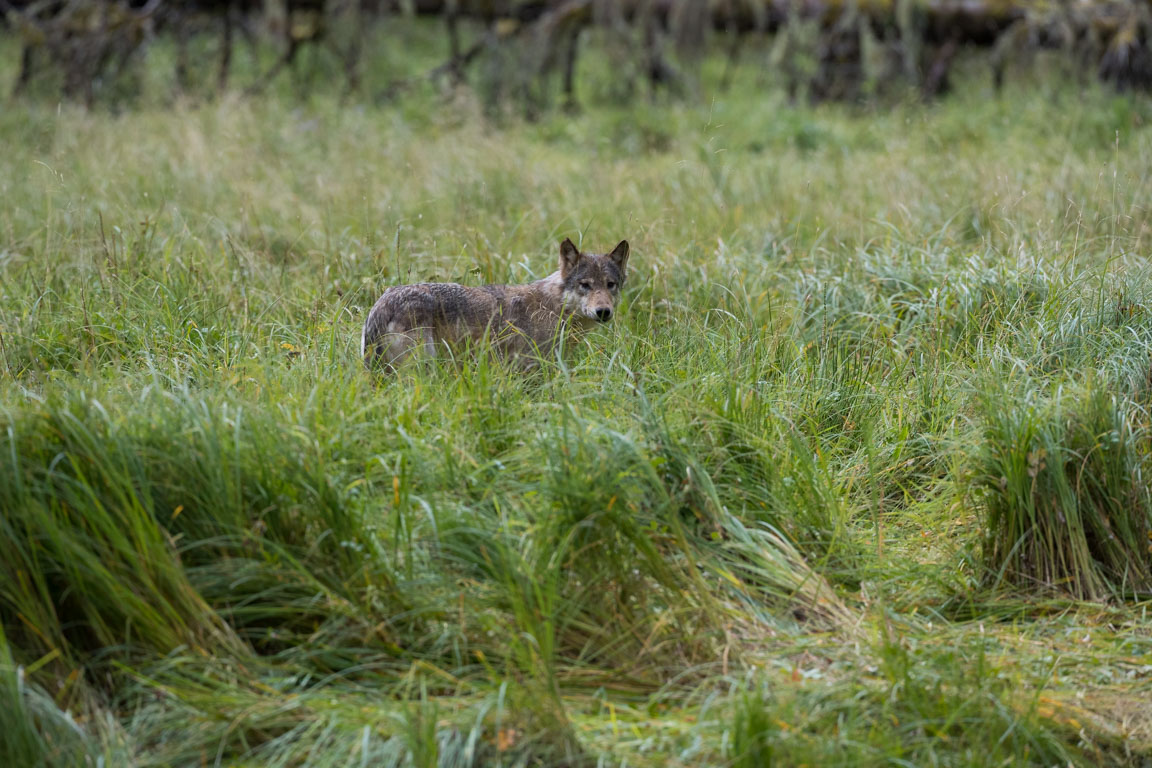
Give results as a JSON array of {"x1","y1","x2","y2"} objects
[{"x1": 594, "y1": 308, "x2": 612, "y2": 322}]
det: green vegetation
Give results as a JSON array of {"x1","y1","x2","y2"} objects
[{"x1": 2, "y1": 33, "x2": 1152, "y2": 766}]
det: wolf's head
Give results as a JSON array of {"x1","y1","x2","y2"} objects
[{"x1": 558, "y1": 238, "x2": 629, "y2": 323}]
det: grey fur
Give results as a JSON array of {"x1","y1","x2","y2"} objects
[{"x1": 362, "y1": 238, "x2": 629, "y2": 370}]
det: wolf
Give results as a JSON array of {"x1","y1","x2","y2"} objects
[{"x1": 361, "y1": 237, "x2": 629, "y2": 370}]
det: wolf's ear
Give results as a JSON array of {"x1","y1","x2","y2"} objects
[
  {"x1": 560, "y1": 237, "x2": 582, "y2": 276},
  {"x1": 608, "y1": 240, "x2": 629, "y2": 272}
]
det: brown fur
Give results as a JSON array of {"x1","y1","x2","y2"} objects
[{"x1": 361, "y1": 238, "x2": 629, "y2": 370}]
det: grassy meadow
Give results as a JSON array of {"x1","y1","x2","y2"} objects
[{"x1": 2, "y1": 31, "x2": 1152, "y2": 766}]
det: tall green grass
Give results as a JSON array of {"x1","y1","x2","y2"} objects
[
  {"x1": 2, "y1": 36, "x2": 1152, "y2": 765},
  {"x1": 973, "y1": 381, "x2": 1152, "y2": 600},
  {"x1": 726, "y1": 633, "x2": 1106, "y2": 767}
]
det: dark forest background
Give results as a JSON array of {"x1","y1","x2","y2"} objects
[{"x1": 4, "y1": 0, "x2": 1152, "y2": 109}]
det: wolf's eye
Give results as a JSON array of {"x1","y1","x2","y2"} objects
[
  {"x1": 580, "y1": 281, "x2": 592, "y2": 291},
  {"x1": 606, "y1": 281, "x2": 616, "y2": 290}
]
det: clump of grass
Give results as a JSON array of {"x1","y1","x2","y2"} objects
[
  {"x1": 0, "y1": 627, "x2": 129, "y2": 768},
  {"x1": 0, "y1": 394, "x2": 241, "y2": 664},
  {"x1": 0, "y1": 386, "x2": 408, "y2": 668},
  {"x1": 726, "y1": 635, "x2": 1098, "y2": 767},
  {"x1": 971, "y1": 380, "x2": 1152, "y2": 601},
  {"x1": 0, "y1": 628, "x2": 84, "y2": 768}
]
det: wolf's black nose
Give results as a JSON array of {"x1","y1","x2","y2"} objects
[{"x1": 595, "y1": 308, "x2": 612, "y2": 322}]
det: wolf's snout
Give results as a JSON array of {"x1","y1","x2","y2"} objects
[{"x1": 594, "y1": 308, "x2": 613, "y2": 322}]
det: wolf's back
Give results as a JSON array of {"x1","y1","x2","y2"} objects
[{"x1": 361, "y1": 283, "x2": 501, "y2": 366}]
